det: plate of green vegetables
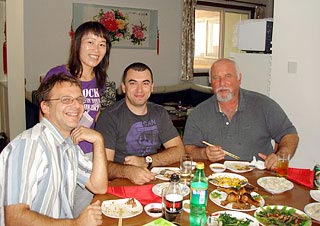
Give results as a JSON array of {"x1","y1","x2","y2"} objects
[{"x1": 254, "y1": 205, "x2": 312, "y2": 226}]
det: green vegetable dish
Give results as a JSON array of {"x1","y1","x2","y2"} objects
[
  {"x1": 211, "y1": 213, "x2": 253, "y2": 226},
  {"x1": 254, "y1": 205, "x2": 312, "y2": 226}
]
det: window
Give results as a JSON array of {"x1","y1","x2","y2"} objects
[{"x1": 194, "y1": 2, "x2": 252, "y2": 71}]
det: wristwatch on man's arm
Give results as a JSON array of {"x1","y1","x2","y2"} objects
[{"x1": 145, "y1": 156, "x2": 153, "y2": 169}]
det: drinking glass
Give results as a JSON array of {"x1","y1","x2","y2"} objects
[
  {"x1": 277, "y1": 152, "x2": 290, "y2": 177},
  {"x1": 180, "y1": 155, "x2": 193, "y2": 185}
]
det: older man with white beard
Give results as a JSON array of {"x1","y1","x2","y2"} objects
[{"x1": 183, "y1": 58, "x2": 299, "y2": 171}]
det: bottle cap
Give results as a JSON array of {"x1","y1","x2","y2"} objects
[
  {"x1": 170, "y1": 173, "x2": 180, "y2": 182},
  {"x1": 196, "y1": 162, "x2": 204, "y2": 169}
]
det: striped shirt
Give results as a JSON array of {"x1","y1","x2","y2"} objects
[{"x1": 0, "y1": 118, "x2": 92, "y2": 220}]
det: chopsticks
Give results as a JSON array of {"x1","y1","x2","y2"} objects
[
  {"x1": 118, "y1": 208, "x2": 123, "y2": 226},
  {"x1": 202, "y1": 141, "x2": 240, "y2": 160}
]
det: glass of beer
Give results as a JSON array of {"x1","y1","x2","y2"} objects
[
  {"x1": 180, "y1": 155, "x2": 193, "y2": 185},
  {"x1": 277, "y1": 153, "x2": 290, "y2": 177}
]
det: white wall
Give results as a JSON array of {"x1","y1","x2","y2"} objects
[
  {"x1": 271, "y1": 0, "x2": 320, "y2": 169},
  {"x1": 24, "y1": 0, "x2": 183, "y2": 91}
]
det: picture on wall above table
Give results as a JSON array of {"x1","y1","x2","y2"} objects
[{"x1": 73, "y1": 3, "x2": 158, "y2": 50}]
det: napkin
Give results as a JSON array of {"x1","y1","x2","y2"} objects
[
  {"x1": 287, "y1": 167, "x2": 314, "y2": 188},
  {"x1": 107, "y1": 184, "x2": 162, "y2": 205}
]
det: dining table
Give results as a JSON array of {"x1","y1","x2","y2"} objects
[{"x1": 92, "y1": 160, "x2": 320, "y2": 225}]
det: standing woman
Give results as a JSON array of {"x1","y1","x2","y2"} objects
[
  {"x1": 42, "y1": 21, "x2": 112, "y2": 217},
  {"x1": 43, "y1": 21, "x2": 112, "y2": 154}
]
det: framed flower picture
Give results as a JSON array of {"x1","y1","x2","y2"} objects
[{"x1": 73, "y1": 3, "x2": 158, "y2": 49}]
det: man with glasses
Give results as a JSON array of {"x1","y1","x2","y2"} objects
[
  {"x1": 183, "y1": 58, "x2": 299, "y2": 170},
  {"x1": 96, "y1": 62, "x2": 185, "y2": 185},
  {"x1": 0, "y1": 73, "x2": 108, "y2": 226}
]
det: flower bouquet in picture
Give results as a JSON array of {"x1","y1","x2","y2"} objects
[
  {"x1": 93, "y1": 9, "x2": 129, "y2": 42},
  {"x1": 130, "y1": 21, "x2": 147, "y2": 46}
]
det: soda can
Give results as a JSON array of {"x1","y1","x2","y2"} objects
[{"x1": 314, "y1": 164, "x2": 320, "y2": 190}]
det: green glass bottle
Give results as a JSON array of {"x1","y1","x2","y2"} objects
[{"x1": 189, "y1": 162, "x2": 208, "y2": 226}]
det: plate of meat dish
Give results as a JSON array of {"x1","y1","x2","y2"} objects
[
  {"x1": 209, "y1": 184, "x2": 265, "y2": 212},
  {"x1": 151, "y1": 167, "x2": 180, "y2": 181},
  {"x1": 254, "y1": 205, "x2": 312, "y2": 226}
]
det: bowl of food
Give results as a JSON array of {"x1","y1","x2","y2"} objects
[
  {"x1": 210, "y1": 163, "x2": 226, "y2": 173},
  {"x1": 144, "y1": 203, "x2": 163, "y2": 218}
]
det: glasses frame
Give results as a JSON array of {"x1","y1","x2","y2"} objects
[{"x1": 44, "y1": 95, "x2": 85, "y2": 105}]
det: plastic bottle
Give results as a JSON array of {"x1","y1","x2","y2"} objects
[
  {"x1": 164, "y1": 173, "x2": 183, "y2": 225},
  {"x1": 189, "y1": 162, "x2": 208, "y2": 226}
]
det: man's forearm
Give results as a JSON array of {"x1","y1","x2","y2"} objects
[
  {"x1": 277, "y1": 134, "x2": 299, "y2": 157},
  {"x1": 185, "y1": 145, "x2": 208, "y2": 160},
  {"x1": 107, "y1": 161, "x2": 132, "y2": 180},
  {"x1": 5, "y1": 204, "x2": 74, "y2": 226},
  {"x1": 89, "y1": 140, "x2": 108, "y2": 194},
  {"x1": 152, "y1": 145, "x2": 185, "y2": 166}
]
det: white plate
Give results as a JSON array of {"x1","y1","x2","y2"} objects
[
  {"x1": 151, "y1": 167, "x2": 180, "y2": 181},
  {"x1": 257, "y1": 176, "x2": 294, "y2": 194},
  {"x1": 208, "y1": 172, "x2": 248, "y2": 188},
  {"x1": 310, "y1": 190, "x2": 320, "y2": 202},
  {"x1": 152, "y1": 182, "x2": 190, "y2": 197},
  {"x1": 304, "y1": 202, "x2": 320, "y2": 222},
  {"x1": 254, "y1": 205, "x2": 312, "y2": 226},
  {"x1": 101, "y1": 198, "x2": 143, "y2": 218},
  {"x1": 208, "y1": 210, "x2": 259, "y2": 226},
  {"x1": 209, "y1": 189, "x2": 265, "y2": 212},
  {"x1": 224, "y1": 161, "x2": 254, "y2": 173}
]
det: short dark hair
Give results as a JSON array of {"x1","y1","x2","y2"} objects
[
  {"x1": 37, "y1": 73, "x2": 82, "y2": 103},
  {"x1": 68, "y1": 21, "x2": 112, "y2": 89},
  {"x1": 122, "y1": 62, "x2": 153, "y2": 83}
]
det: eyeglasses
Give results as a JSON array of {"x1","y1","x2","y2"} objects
[{"x1": 44, "y1": 96, "x2": 85, "y2": 105}]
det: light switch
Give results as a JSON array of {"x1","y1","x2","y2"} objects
[{"x1": 288, "y1": 61, "x2": 297, "y2": 74}]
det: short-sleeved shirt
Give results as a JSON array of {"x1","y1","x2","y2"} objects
[
  {"x1": 0, "y1": 118, "x2": 92, "y2": 219},
  {"x1": 95, "y1": 99, "x2": 179, "y2": 164},
  {"x1": 43, "y1": 65, "x2": 104, "y2": 153},
  {"x1": 183, "y1": 88, "x2": 297, "y2": 161}
]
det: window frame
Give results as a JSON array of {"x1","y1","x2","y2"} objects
[{"x1": 194, "y1": 1, "x2": 255, "y2": 77}]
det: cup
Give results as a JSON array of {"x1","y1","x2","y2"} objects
[
  {"x1": 180, "y1": 155, "x2": 193, "y2": 184},
  {"x1": 277, "y1": 152, "x2": 290, "y2": 177}
]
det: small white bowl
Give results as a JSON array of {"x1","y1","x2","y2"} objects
[
  {"x1": 209, "y1": 163, "x2": 226, "y2": 173},
  {"x1": 183, "y1": 200, "x2": 190, "y2": 213},
  {"x1": 144, "y1": 203, "x2": 163, "y2": 218}
]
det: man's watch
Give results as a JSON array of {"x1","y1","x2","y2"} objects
[{"x1": 145, "y1": 156, "x2": 153, "y2": 169}]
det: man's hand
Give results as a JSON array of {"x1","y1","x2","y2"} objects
[
  {"x1": 70, "y1": 127, "x2": 103, "y2": 145},
  {"x1": 124, "y1": 156, "x2": 145, "y2": 167},
  {"x1": 258, "y1": 153, "x2": 277, "y2": 171},
  {"x1": 127, "y1": 166, "x2": 156, "y2": 185},
  {"x1": 76, "y1": 200, "x2": 103, "y2": 226},
  {"x1": 205, "y1": 145, "x2": 225, "y2": 162}
]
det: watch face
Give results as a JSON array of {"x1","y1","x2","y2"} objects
[{"x1": 146, "y1": 156, "x2": 152, "y2": 163}]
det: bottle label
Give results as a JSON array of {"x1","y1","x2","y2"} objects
[
  {"x1": 165, "y1": 199, "x2": 182, "y2": 213},
  {"x1": 191, "y1": 188, "x2": 208, "y2": 205},
  {"x1": 165, "y1": 194, "x2": 183, "y2": 213}
]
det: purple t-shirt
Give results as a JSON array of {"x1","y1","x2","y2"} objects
[{"x1": 43, "y1": 65, "x2": 102, "y2": 153}]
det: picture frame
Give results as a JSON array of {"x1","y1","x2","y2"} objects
[{"x1": 73, "y1": 3, "x2": 158, "y2": 49}]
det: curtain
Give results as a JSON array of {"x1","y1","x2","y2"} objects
[{"x1": 181, "y1": 0, "x2": 196, "y2": 81}]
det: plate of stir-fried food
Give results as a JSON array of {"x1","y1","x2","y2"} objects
[
  {"x1": 208, "y1": 211, "x2": 259, "y2": 226},
  {"x1": 254, "y1": 205, "x2": 312, "y2": 226},
  {"x1": 209, "y1": 173, "x2": 248, "y2": 188},
  {"x1": 209, "y1": 184, "x2": 265, "y2": 212}
]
